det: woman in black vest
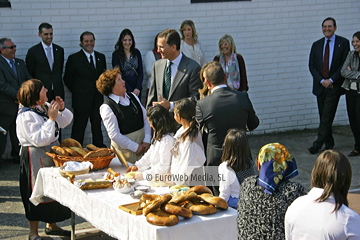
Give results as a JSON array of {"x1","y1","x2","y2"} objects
[{"x1": 96, "y1": 67, "x2": 151, "y2": 164}]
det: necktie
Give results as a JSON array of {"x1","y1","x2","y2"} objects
[
  {"x1": 322, "y1": 39, "x2": 330, "y2": 79},
  {"x1": 163, "y1": 61, "x2": 173, "y2": 99},
  {"x1": 10, "y1": 59, "x2": 17, "y2": 77},
  {"x1": 46, "y1": 47, "x2": 53, "y2": 70},
  {"x1": 89, "y1": 55, "x2": 95, "y2": 71}
]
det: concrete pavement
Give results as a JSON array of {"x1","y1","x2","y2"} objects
[{"x1": 0, "y1": 125, "x2": 359, "y2": 239}]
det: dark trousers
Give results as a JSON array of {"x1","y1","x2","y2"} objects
[
  {"x1": 0, "y1": 112, "x2": 20, "y2": 158},
  {"x1": 313, "y1": 88, "x2": 341, "y2": 149},
  {"x1": 345, "y1": 90, "x2": 360, "y2": 151},
  {"x1": 71, "y1": 105, "x2": 105, "y2": 148}
]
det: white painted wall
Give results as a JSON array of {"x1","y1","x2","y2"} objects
[{"x1": 1, "y1": 0, "x2": 359, "y2": 156}]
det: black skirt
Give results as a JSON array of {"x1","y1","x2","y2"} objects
[{"x1": 19, "y1": 145, "x2": 71, "y2": 222}]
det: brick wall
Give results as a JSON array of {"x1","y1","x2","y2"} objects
[{"x1": 1, "y1": 0, "x2": 359, "y2": 157}]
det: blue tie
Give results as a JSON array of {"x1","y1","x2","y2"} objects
[{"x1": 10, "y1": 59, "x2": 17, "y2": 77}]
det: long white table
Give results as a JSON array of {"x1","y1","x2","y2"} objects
[{"x1": 30, "y1": 159, "x2": 238, "y2": 240}]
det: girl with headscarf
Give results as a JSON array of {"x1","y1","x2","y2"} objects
[{"x1": 237, "y1": 143, "x2": 306, "y2": 240}]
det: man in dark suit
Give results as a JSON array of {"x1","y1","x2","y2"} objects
[
  {"x1": 147, "y1": 29, "x2": 202, "y2": 110},
  {"x1": 0, "y1": 38, "x2": 32, "y2": 163},
  {"x1": 26, "y1": 22, "x2": 65, "y2": 101},
  {"x1": 308, "y1": 17, "x2": 350, "y2": 154},
  {"x1": 196, "y1": 61, "x2": 259, "y2": 195},
  {"x1": 64, "y1": 31, "x2": 106, "y2": 147}
]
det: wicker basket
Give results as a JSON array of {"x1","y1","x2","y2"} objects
[{"x1": 46, "y1": 152, "x2": 115, "y2": 170}]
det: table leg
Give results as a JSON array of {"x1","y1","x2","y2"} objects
[{"x1": 71, "y1": 211, "x2": 75, "y2": 240}]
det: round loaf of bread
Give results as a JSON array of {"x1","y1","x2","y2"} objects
[
  {"x1": 169, "y1": 191, "x2": 197, "y2": 204},
  {"x1": 199, "y1": 193, "x2": 228, "y2": 210},
  {"x1": 163, "y1": 203, "x2": 193, "y2": 218},
  {"x1": 185, "y1": 185, "x2": 213, "y2": 195},
  {"x1": 146, "y1": 209, "x2": 179, "y2": 226},
  {"x1": 143, "y1": 194, "x2": 172, "y2": 216},
  {"x1": 189, "y1": 202, "x2": 217, "y2": 215}
]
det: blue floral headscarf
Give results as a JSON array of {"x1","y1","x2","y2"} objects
[{"x1": 257, "y1": 143, "x2": 298, "y2": 194}]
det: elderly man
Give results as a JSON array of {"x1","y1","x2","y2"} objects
[
  {"x1": 308, "y1": 17, "x2": 350, "y2": 154},
  {"x1": 63, "y1": 31, "x2": 107, "y2": 148},
  {"x1": 0, "y1": 38, "x2": 32, "y2": 163}
]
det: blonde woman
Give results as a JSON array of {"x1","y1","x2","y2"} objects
[
  {"x1": 179, "y1": 20, "x2": 206, "y2": 66},
  {"x1": 213, "y1": 35, "x2": 248, "y2": 91}
]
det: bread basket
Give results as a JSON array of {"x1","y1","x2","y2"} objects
[{"x1": 46, "y1": 152, "x2": 115, "y2": 170}]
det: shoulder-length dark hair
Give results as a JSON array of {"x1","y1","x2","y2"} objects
[
  {"x1": 174, "y1": 98, "x2": 198, "y2": 142},
  {"x1": 221, "y1": 129, "x2": 252, "y2": 172},
  {"x1": 311, "y1": 150, "x2": 352, "y2": 212},
  {"x1": 146, "y1": 105, "x2": 176, "y2": 142},
  {"x1": 114, "y1": 29, "x2": 136, "y2": 63},
  {"x1": 17, "y1": 79, "x2": 43, "y2": 107}
]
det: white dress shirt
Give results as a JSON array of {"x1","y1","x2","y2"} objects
[
  {"x1": 99, "y1": 93, "x2": 151, "y2": 152},
  {"x1": 218, "y1": 161, "x2": 241, "y2": 201},
  {"x1": 82, "y1": 49, "x2": 96, "y2": 68},
  {"x1": 170, "y1": 126, "x2": 206, "y2": 185},
  {"x1": 135, "y1": 134, "x2": 174, "y2": 180},
  {"x1": 285, "y1": 187, "x2": 360, "y2": 240},
  {"x1": 41, "y1": 41, "x2": 54, "y2": 63}
]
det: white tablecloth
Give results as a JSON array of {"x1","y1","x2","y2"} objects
[{"x1": 30, "y1": 159, "x2": 238, "y2": 240}]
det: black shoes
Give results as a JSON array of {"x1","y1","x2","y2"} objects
[
  {"x1": 348, "y1": 150, "x2": 360, "y2": 157},
  {"x1": 45, "y1": 227, "x2": 71, "y2": 237},
  {"x1": 308, "y1": 146, "x2": 320, "y2": 154}
]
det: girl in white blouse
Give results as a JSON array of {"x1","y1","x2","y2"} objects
[
  {"x1": 179, "y1": 20, "x2": 206, "y2": 66},
  {"x1": 171, "y1": 98, "x2": 206, "y2": 185},
  {"x1": 219, "y1": 129, "x2": 255, "y2": 208},
  {"x1": 126, "y1": 105, "x2": 177, "y2": 180}
]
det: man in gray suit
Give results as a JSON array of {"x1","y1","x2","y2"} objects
[
  {"x1": 196, "y1": 62, "x2": 259, "y2": 195},
  {"x1": 147, "y1": 29, "x2": 202, "y2": 110},
  {"x1": 0, "y1": 38, "x2": 32, "y2": 163}
]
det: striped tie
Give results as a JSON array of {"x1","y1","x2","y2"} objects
[{"x1": 163, "y1": 61, "x2": 172, "y2": 99}]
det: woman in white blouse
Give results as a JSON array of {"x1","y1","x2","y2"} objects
[
  {"x1": 96, "y1": 68, "x2": 151, "y2": 164},
  {"x1": 17, "y1": 79, "x2": 73, "y2": 239},
  {"x1": 179, "y1": 20, "x2": 206, "y2": 66},
  {"x1": 285, "y1": 150, "x2": 360, "y2": 239},
  {"x1": 126, "y1": 104, "x2": 177, "y2": 180},
  {"x1": 171, "y1": 98, "x2": 206, "y2": 185}
]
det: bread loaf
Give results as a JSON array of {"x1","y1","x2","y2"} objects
[
  {"x1": 63, "y1": 147, "x2": 82, "y2": 157},
  {"x1": 143, "y1": 194, "x2": 172, "y2": 216},
  {"x1": 83, "y1": 148, "x2": 112, "y2": 158},
  {"x1": 70, "y1": 147, "x2": 88, "y2": 157},
  {"x1": 199, "y1": 193, "x2": 228, "y2": 210},
  {"x1": 86, "y1": 144, "x2": 99, "y2": 151},
  {"x1": 189, "y1": 202, "x2": 217, "y2": 215},
  {"x1": 51, "y1": 146, "x2": 69, "y2": 156},
  {"x1": 60, "y1": 138, "x2": 82, "y2": 148},
  {"x1": 185, "y1": 185, "x2": 213, "y2": 195},
  {"x1": 146, "y1": 209, "x2": 179, "y2": 226},
  {"x1": 162, "y1": 203, "x2": 193, "y2": 218}
]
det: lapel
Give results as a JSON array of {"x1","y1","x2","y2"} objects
[
  {"x1": 52, "y1": 44, "x2": 60, "y2": 70},
  {"x1": 169, "y1": 56, "x2": 188, "y2": 98},
  {"x1": 94, "y1": 51, "x2": 101, "y2": 72},
  {"x1": 0, "y1": 56, "x2": 17, "y2": 79},
  {"x1": 157, "y1": 60, "x2": 167, "y2": 97}
]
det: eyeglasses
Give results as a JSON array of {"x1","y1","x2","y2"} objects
[{"x1": 3, "y1": 45, "x2": 17, "y2": 49}]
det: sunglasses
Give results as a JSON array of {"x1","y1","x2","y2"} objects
[{"x1": 3, "y1": 45, "x2": 17, "y2": 49}]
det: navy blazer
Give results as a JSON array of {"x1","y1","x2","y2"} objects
[
  {"x1": 0, "y1": 56, "x2": 32, "y2": 115},
  {"x1": 309, "y1": 35, "x2": 350, "y2": 96}
]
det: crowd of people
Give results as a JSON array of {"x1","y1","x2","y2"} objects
[{"x1": 0, "y1": 17, "x2": 359, "y2": 240}]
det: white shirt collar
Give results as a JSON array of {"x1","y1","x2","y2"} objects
[
  {"x1": 325, "y1": 34, "x2": 336, "y2": 42},
  {"x1": 211, "y1": 84, "x2": 227, "y2": 93},
  {"x1": 1, "y1": 55, "x2": 12, "y2": 64},
  {"x1": 41, "y1": 41, "x2": 53, "y2": 51},
  {"x1": 82, "y1": 49, "x2": 95, "y2": 59},
  {"x1": 109, "y1": 93, "x2": 130, "y2": 105},
  {"x1": 168, "y1": 52, "x2": 182, "y2": 66}
]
